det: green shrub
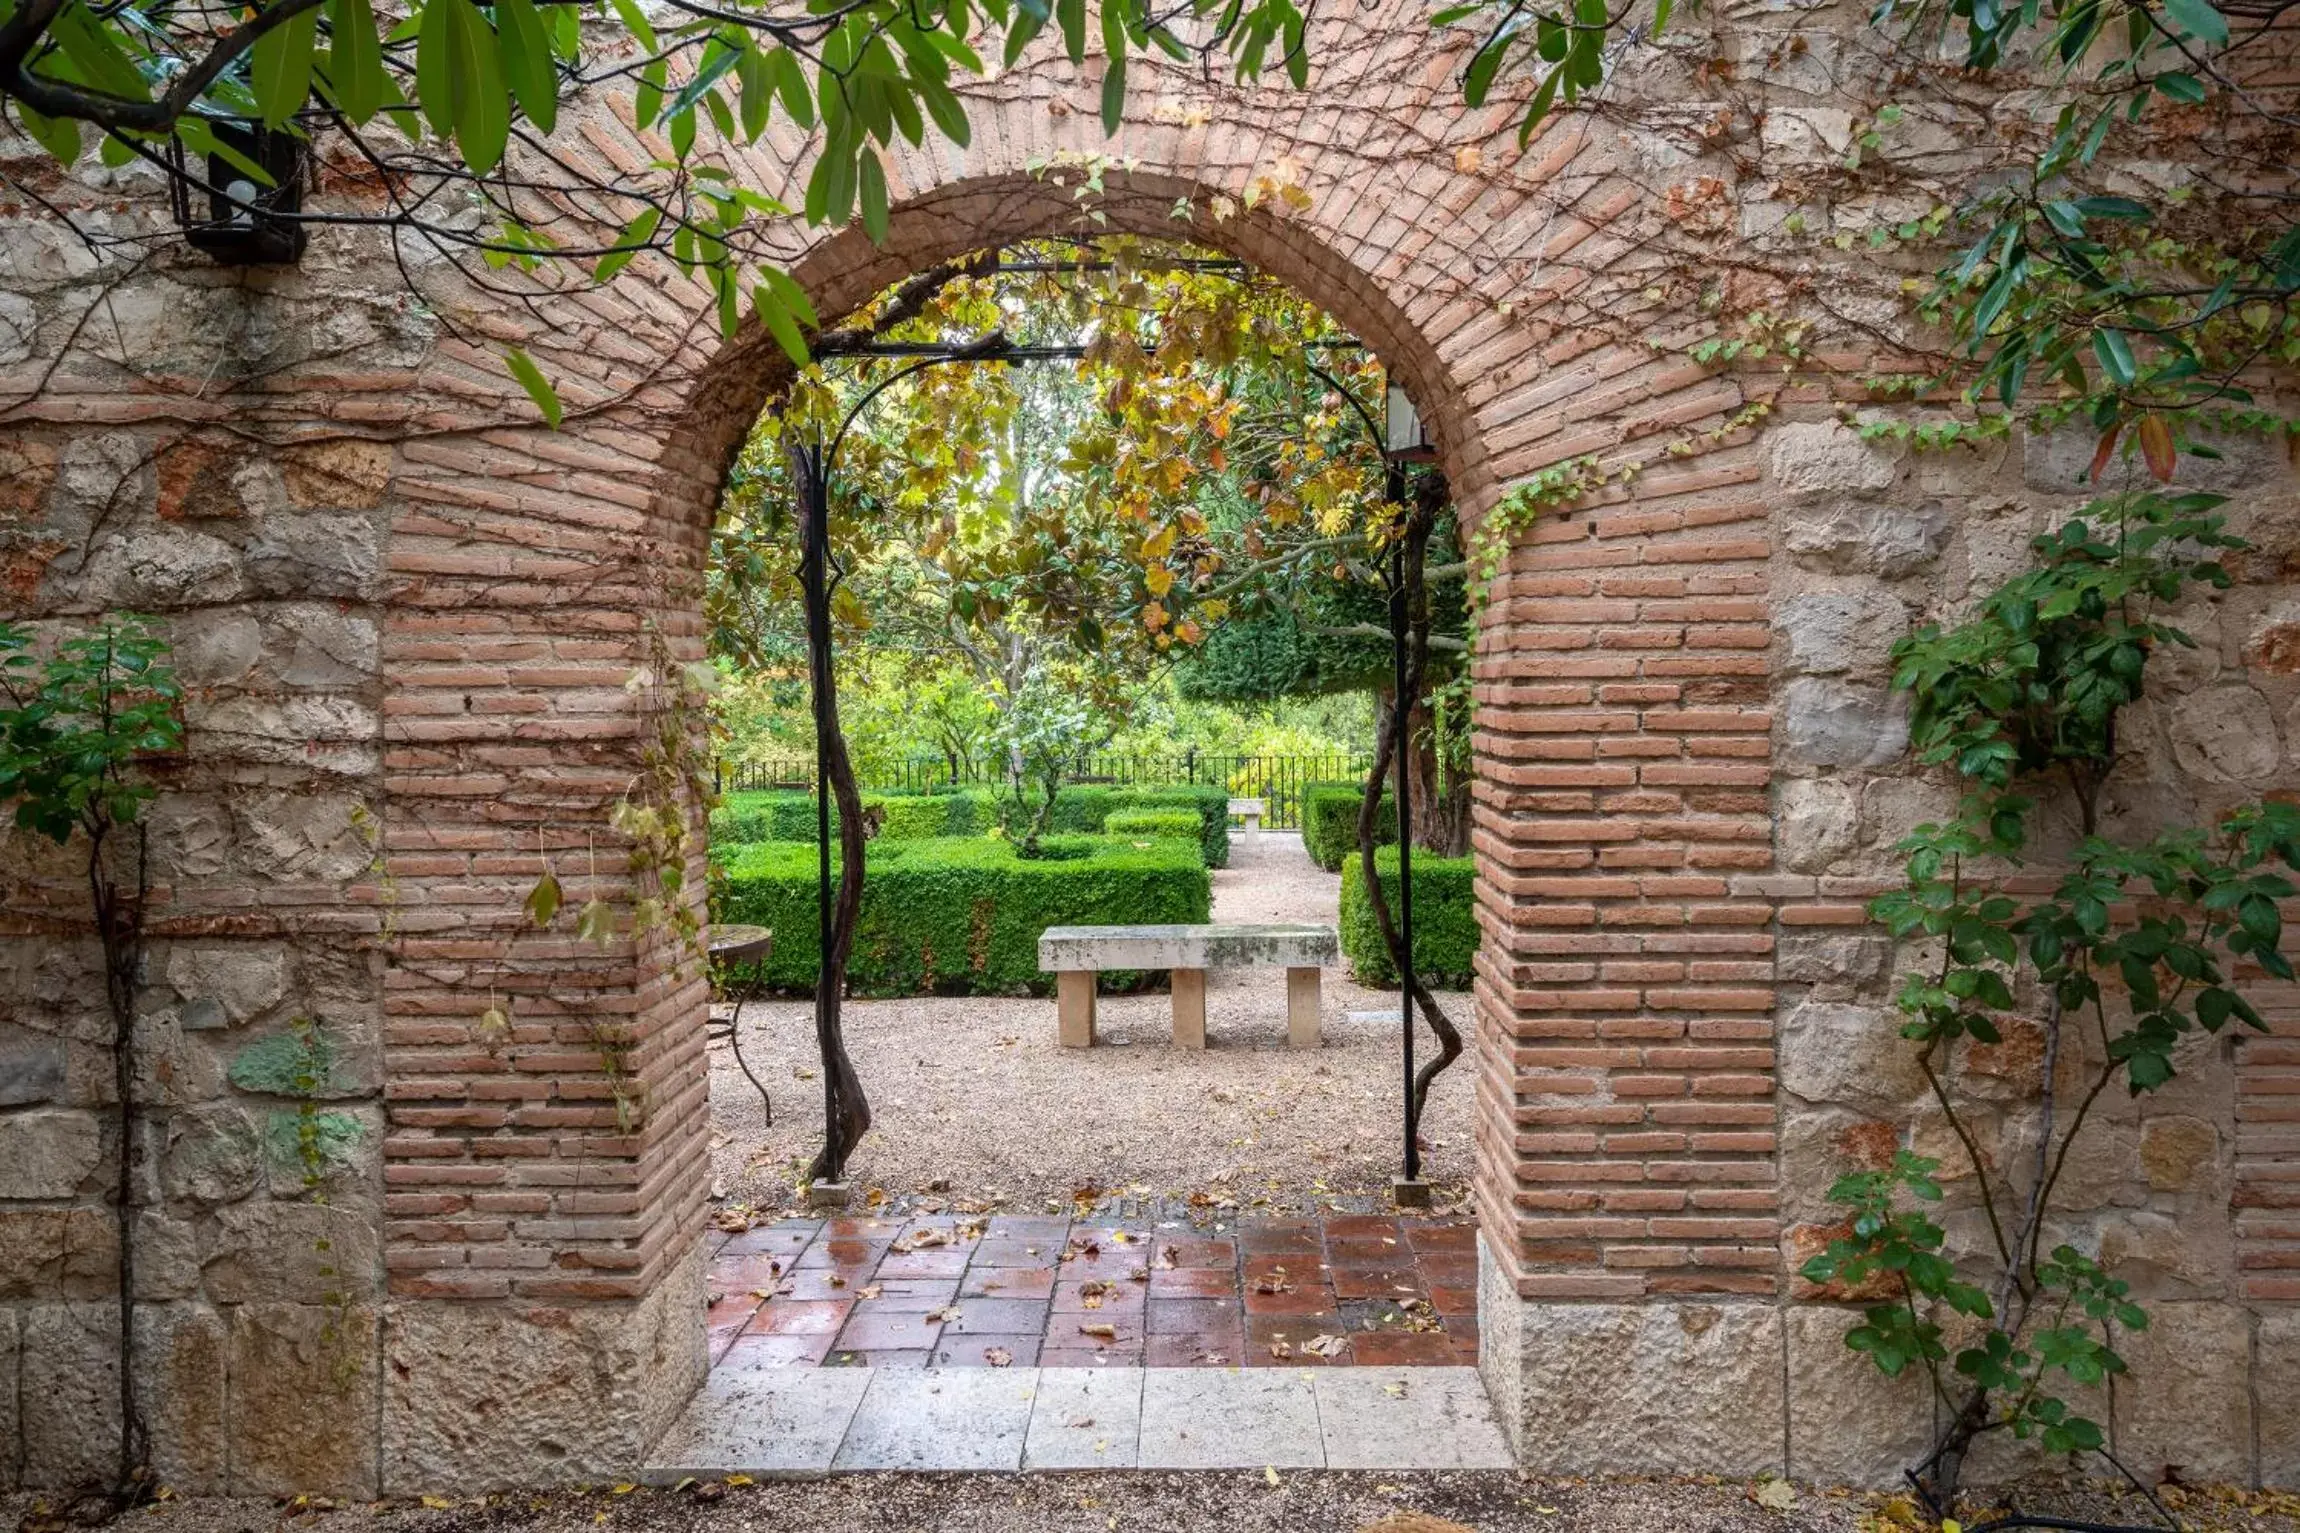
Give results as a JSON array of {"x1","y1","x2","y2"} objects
[
  {"x1": 1104, "y1": 809, "x2": 1204, "y2": 857},
  {"x1": 710, "y1": 788, "x2": 989, "y2": 846},
  {"x1": 710, "y1": 783, "x2": 1223, "y2": 863},
  {"x1": 1339, "y1": 847, "x2": 1476, "y2": 988},
  {"x1": 711, "y1": 834, "x2": 1210, "y2": 996},
  {"x1": 1304, "y1": 781, "x2": 1394, "y2": 872}
]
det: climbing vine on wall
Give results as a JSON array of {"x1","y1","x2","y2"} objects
[{"x1": 1799, "y1": 490, "x2": 2300, "y2": 1515}]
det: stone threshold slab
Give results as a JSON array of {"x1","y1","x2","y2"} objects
[{"x1": 645, "y1": 1366, "x2": 1512, "y2": 1478}]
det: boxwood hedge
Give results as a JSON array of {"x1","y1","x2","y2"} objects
[
  {"x1": 1338, "y1": 846, "x2": 1476, "y2": 988},
  {"x1": 711, "y1": 833, "x2": 1211, "y2": 996},
  {"x1": 1303, "y1": 781, "x2": 1396, "y2": 872},
  {"x1": 1103, "y1": 808, "x2": 1204, "y2": 856},
  {"x1": 711, "y1": 784, "x2": 1230, "y2": 866}
]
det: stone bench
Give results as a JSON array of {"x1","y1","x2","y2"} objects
[
  {"x1": 1227, "y1": 797, "x2": 1265, "y2": 839},
  {"x1": 1038, "y1": 922, "x2": 1337, "y2": 1050}
]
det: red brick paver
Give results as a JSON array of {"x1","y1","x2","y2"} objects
[{"x1": 707, "y1": 1212, "x2": 1479, "y2": 1369}]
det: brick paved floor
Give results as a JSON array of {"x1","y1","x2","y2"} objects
[{"x1": 705, "y1": 1212, "x2": 1479, "y2": 1370}]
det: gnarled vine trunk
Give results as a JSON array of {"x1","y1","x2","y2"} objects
[
  {"x1": 794, "y1": 440, "x2": 871, "y2": 1183},
  {"x1": 1358, "y1": 473, "x2": 1465, "y2": 1134}
]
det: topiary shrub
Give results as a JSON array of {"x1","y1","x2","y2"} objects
[
  {"x1": 709, "y1": 783, "x2": 1229, "y2": 865},
  {"x1": 711, "y1": 833, "x2": 1210, "y2": 996},
  {"x1": 1303, "y1": 781, "x2": 1394, "y2": 872},
  {"x1": 1104, "y1": 808, "x2": 1205, "y2": 860},
  {"x1": 1339, "y1": 847, "x2": 1475, "y2": 987}
]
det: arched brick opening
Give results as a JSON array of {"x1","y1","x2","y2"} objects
[
  {"x1": 15, "y1": 1, "x2": 2288, "y2": 1493},
  {"x1": 368, "y1": 69, "x2": 1804, "y2": 1476}
]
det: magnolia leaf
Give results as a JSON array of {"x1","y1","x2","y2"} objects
[{"x1": 505, "y1": 348, "x2": 564, "y2": 427}]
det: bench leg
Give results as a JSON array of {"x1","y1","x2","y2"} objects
[
  {"x1": 1171, "y1": 968, "x2": 1207, "y2": 1049},
  {"x1": 1286, "y1": 967, "x2": 1321, "y2": 1049},
  {"x1": 1058, "y1": 971, "x2": 1097, "y2": 1048}
]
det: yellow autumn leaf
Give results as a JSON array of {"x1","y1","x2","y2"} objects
[{"x1": 1143, "y1": 564, "x2": 1174, "y2": 597}]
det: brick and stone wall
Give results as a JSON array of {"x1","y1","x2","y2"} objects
[{"x1": 2, "y1": 0, "x2": 2295, "y2": 1492}]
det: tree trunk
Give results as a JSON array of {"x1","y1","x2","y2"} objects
[{"x1": 1375, "y1": 690, "x2": 1471, "y2": 858}]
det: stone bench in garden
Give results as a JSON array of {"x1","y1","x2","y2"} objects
[
  {"x1": 1227, "y1": 796, "x2": 1265, "y2": 839},
  {"x1": 1038, "y1": 922, "x2": 1336, "y2": 1050}
]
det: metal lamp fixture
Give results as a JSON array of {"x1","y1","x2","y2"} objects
[{"x1": 169, "y1": 121, "x2": 308, "y2": 265}]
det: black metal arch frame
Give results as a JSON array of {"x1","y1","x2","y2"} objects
[{"x1": 782, "y1": 332, "x2": 1432, "y2": 1191}]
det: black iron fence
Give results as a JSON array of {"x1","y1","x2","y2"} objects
[{"x1": 717, "y1": 749, "x2": 1372, "y2": 830}]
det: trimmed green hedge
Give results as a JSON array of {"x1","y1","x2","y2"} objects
[
  {"x1": 1303, "y1": 781, "x2": 1396, "y2": 872},
  {"x1": 1104, "y1": 809, "x2": 1204, "y2": 855},
  {"x1": 711, "y1": 834, "x2": 1211, "y2": 996},
  {"x1": 711, "y1": 784, "x2": 1229, "y2": 866},
  {"x1": 1339, "y1": 847, "x2": 1477, "y2": 988}
]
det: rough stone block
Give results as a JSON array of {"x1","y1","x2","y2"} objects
[
  {"x1": 1775, "y1": 778, "x2": 1858, "y2": 872},
  {"x1": 165, "y1": 944, "x2": 290, "y2": 1028},
  {"x1": 0, "y1": 1109, "x2": 107, "y2": 1199},
  {"x1": 0, "y1": 1308, "x2": 16, "y2": 1490},
  {"x1": 232, "y1": 793, "x2": 375, "y2": 881},
  {"x1": 1784, "y1": 499, "x2": 1952, "y2": 578},
  {"x1": 159, "y1": 1104, "x2": 265, "y2": 1205},
  {"x1": 0, "y1": 1025, "x2": 67, "y2": 1105},
  {"x1": 382, "y1": 1240, "x2": 706, "y2": 1492},
  {"x1": 83, "y1": 528, "x2": 244, "y2": 608},
  {"x1": 21, "y1": 1303, "x2": 120, "y2": 1487},
  {"x1": 2261, "y1": 1310, "x2": 2300, "y2": 1486},
  {"x1": 1778, "y1": 589, "x2": 1907, "y2": 677},
  {"x1": 229, "y1": 1303, "x2": 380, "y2": 1497},
  {"x1": 1785, "y1": 1306, "x2": 1933, "y2": 1487},
  {"x1": 1480, "y1": 1238, "x2": 1784, "y2": 1476},
  {"x1": 1780, "y1": 999, "x2": 1924, "y2": 1112},
  {"x1": 2110, "y1": 1301, "x2": 2253, "y2": 1486},
  {"x1": 1769, "y1": 421, "x2": 1898, "y2": 495},
  {"x1": 2168, "y1": 686, "x2": 2283, "y2": 785},
  {"x1": 1775, "y1": 933, "x2": 1890, "y2": 988},
  {"x1": 244, "y1": 514, "x2": 382, "y2": 599},
  {"x1": 139, "y1": 1302, "x2": 228, "y2": 1493},
  {"x1": 0, "y1": 1208, "x2": 118, "y2": 1300},
  {"x1": 1781, "y1": 678, "x2": 1909, "y2": 768},
  {"x1": 202, "y1": 1198, "x2": 381, "y2": 1305},
  {"x1": 168, "y1": 610, "x2": 263, "y2": 688}
]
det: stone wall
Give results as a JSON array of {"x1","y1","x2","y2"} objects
[{"x1": 1, "y1": 0, "x2": 2294, "y2": 1493}]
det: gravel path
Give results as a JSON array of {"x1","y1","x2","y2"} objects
[
  {"x1": 706, "y1": 832, "x2": 1474, "y2": 1220},
  {"x1": 19, "y1": 1473, "x2": 2293, "y2": 1533}
]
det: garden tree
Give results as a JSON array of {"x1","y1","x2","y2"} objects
[
  {"x1": 0, "y1": 619, "x2": 184, "y2": 1506},
  {"x1": 1176, "y1": 521, "x2": 1475, "y2": 853}
]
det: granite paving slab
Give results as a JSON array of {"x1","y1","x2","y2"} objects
[
  {"x1": 1135, "y1": 1367, "x2": 1326, "y2": 1469},
  {"x1": 1021, "y1": 1367, "x2": 1147, "y2": 1470},
  {"x1": 646, "y1": 1365, "x2": 869, "y2": 1480},
  {"x1": 1312, "y1": 1367, "x2": 1515, "y2": 1469},
  {"x1": 830, "y1": 1368, "x2": 1042, "y2": 1471}
]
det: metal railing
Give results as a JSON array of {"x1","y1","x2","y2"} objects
[{"x1": 717, "y1": 749, "x2": 1372, "y2": 829}]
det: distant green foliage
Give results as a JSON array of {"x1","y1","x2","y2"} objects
[
  {"x1": 711, "y1": 783, "x2": 1229, "y2": 866},
  {"x1": 711, "y1": 834, "x2": 1210, "y2": 995},
  {"x1": 1339, "y1": 847, "x2": 1475, "y2": 988},
  {"x1": 1302, "y1": 781, "x2": 1392, "y2": 872}
]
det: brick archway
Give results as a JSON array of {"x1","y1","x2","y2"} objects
[{"x1": 365, "y1": 47, "x2": 1798, "y2": 1478}]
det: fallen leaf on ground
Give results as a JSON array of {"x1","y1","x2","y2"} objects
[
  {"x1": 1750, "y1": 1479, "x2": 1797, "y2": 1512},
  {"x1": 1267, "y1": 1340, "x2": 1293, "y2": 1359},
  {"x1": 924, "y1": 1306, "x2": 960, "y2": 1324},
  {"x1": 984, "y1": 1347, "x2": 1013, "y2": 1367},
  {"x1": 1078, "y1": 1322, "x2": 1118, "y2": 1340},
  {"x1": 1302, "y1": 1333, "x2": 1347, "y2": 1357},
  {"x1": 858, "y1": 1284, "x2": 882, "y2": 1300}
]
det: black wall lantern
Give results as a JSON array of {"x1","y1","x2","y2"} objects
[{"x1": 168, "y1": 122, "x2": 308, "y2": 265}]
